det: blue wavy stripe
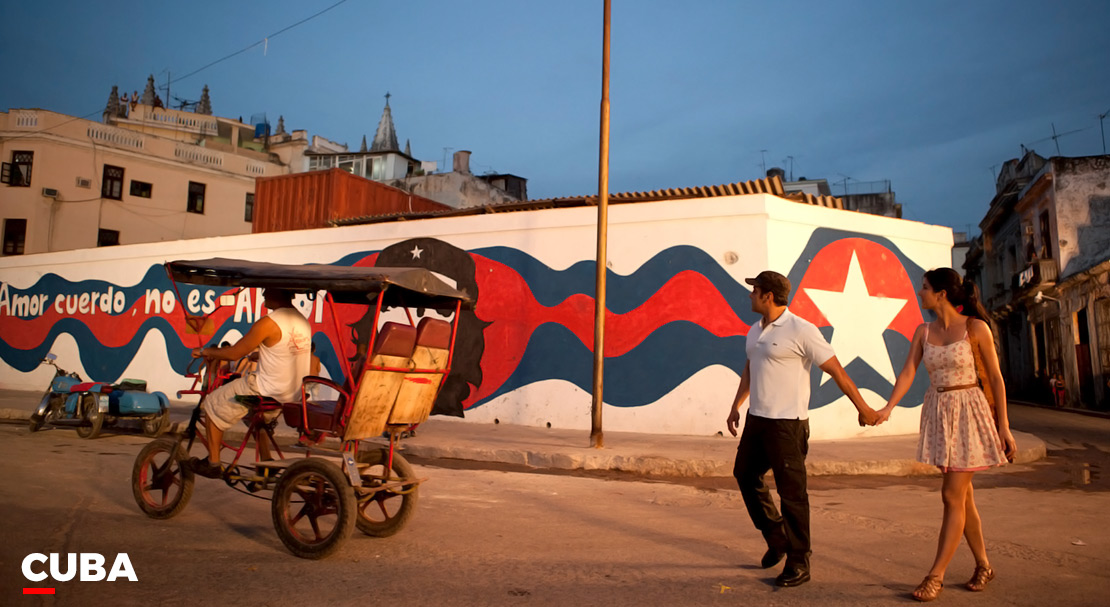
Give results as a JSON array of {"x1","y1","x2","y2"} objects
[
  {"x1": 472, "y1": 321, "x2": 747, "y2": 408},
  {"x1": 471, "y1": 323, "x2": 924, "y2": 411},
  {"x1": 473, "y1": 245, "x2": 761, "y2": 325}
]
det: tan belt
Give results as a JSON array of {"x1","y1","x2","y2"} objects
[{"x1": 935, "y1": 383, "x2": 978, "y2": 393}]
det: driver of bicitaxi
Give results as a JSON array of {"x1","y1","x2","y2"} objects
[{"x1": 187, "y1": 288, "x2": 312, "y2": 478}]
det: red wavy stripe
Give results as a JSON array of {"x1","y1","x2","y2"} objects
[{"x1": 468, "y1": 255, "x2": 749, "y2": 405}]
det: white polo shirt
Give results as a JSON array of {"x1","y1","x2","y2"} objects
[{"x1": 745, "y1": 308, "x2": 836, "y2": 420}]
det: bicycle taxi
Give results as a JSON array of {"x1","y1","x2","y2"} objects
[{"x1": 130, "y1": 257, "x2": 470, "y2": 559}]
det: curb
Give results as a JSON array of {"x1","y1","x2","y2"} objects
[{"x1": 3, "y1": 407, "x2": 1048, "y2": 478}]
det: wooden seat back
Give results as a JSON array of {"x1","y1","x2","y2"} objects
[
  {"x1": 342, "y1": 322, "x2": 416, "y2": 441},
  {"x1": 387, "y1": 317, "x2": 452, "y2": 426}
]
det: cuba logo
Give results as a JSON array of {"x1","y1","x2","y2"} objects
[{"x1": 22, "y1": 553, "x2": 137, "y2": 593}]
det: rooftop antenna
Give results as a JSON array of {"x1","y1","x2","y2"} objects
[
  {"x1": 1025, "y1": 122, "x2": 1086, "y2": 156},
  {"x1": 834, "y1": 173, "x2": 854, "y2": 196},
  {"x1": 1099, "y1": 106, "x2": 1110, "y2": 154},
  {"x1": 157, "y1": 69, "x2": 172, "y2": 109},
  {"x1": 759, "y1": 149, "x2": 768, "y2": 174},
  {"x1": 441, "y1": 147, "x2": 454, "y2": 173},
  {"x1": 784, "y1": 155, "x2": 798, "y2": 181},
  {"x1": 172, "y1": 96, "x2": 198, "y2": 111}
]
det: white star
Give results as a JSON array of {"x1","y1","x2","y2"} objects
[
  {"x1": 410, "y1": 245, "x2": 423, "y2": 260},
  {"x1": 804, "y1": 251, "x2": 907, "y2": 384}
]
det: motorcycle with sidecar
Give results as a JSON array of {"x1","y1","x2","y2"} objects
[{"x1": 29, "y1": 353, "x2": 170, "y2": 438}]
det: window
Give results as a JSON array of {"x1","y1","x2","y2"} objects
[
  {"x1": 1, "y1": 151, "x2": 34, "y2": 186},
  {"x1": 97, "y1": 229, "x2": 119, "y2": 247},
  {"x1": 130, "y1": 180, "x2": 152, "y2": 198},
  {"x1": 187, "y1": 181, "x2": 206, "y2": 214},
  {"x1": 1039, "y1": 210, "x2": 1052, "y2": 259},
  {"x1": 3, "y1": 218, "x2": 27, "y2": 255},
  {"x1": 244, "y1": 192, "x2": 254, "y2": 222},
  {"x1": 102, "y1": 165, "x2": 124, "y2": 200}
]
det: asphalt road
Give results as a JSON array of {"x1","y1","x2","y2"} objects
[{"x1": 1, "y1": 420, "x2": 1108, "y2": 607}]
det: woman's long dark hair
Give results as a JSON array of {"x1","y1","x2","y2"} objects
[{"x1": 923, "y1": 267, "x2": 991, "y2": 326}]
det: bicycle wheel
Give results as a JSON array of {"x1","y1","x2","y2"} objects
[{"x1": 271, "y1": 458, "x2": 355, "y2": 559}]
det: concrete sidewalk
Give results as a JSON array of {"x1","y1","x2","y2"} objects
[{"x1": 0, "y1": 389, "x2": 1045, "y2": 478}]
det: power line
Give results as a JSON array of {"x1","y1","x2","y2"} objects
[
  {"x1": 171, "y1": 0, "x2": 351, "y2": 86},
  {"x1": 1, "y1": 0, "x2": 351, "y2": 143}
]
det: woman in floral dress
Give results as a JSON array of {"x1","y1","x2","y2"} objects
[{"x1": 879, "y1": 268, "x2": 1017, "y2": 601}]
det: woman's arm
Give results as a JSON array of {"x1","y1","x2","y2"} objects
[
  {"x1": 878, "y1": 323, "x2": 926, "y2": 421},
  {"x1": 969, "y1": 318, "x2": 1017, "y2": 459}
]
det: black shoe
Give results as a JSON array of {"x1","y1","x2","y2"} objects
[
  {"x1": 186, "y1": 457, "x2": 223, "y2": 479},
  {"x1": 761, "y1": 546, "x2": 786, "y2": 569},
  {"x1": 774, "y1": 565, "x2": 811, "y2": 587}
]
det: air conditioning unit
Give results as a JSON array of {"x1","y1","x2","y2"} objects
[
  {"x1": 76, "y1": 177, "x2": 92, "y2": 188},
  {"x1": 42, "y1": 187, "x2": 59, "y2": 198}
]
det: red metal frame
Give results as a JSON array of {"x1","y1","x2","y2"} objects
[{"x1": 165, "y1": 264, "x2": 464, "y2": 475}]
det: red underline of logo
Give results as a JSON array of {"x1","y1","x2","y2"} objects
[{"x1": 23, "y1": 588, "x2": 56, "y2": 595}]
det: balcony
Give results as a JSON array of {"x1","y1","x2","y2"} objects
[{"x1": 1012, "y1": 258, "x2": 1059, "y2": 292}]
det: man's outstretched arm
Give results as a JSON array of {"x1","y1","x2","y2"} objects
[{"x1": 818, "y1": 356, "x2": 880, "y2": 426}]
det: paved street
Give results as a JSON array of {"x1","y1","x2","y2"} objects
[{"x1": 1, "y1": 418, "x2": 1108, "y2": 607}]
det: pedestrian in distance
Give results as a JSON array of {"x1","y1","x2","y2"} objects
[
  {"x1": 877, "y1": 268, "x2": 1017, "y2": 602},
  {"x1": 726, "y1": 270, "x2": 883, "y2": 588}
]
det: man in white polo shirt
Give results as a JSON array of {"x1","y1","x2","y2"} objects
[{"x1": 726, "y1": 270, "x2": 881, "y2": 587}]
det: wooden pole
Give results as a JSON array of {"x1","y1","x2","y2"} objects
[{"x1": 591, "y1": 0, "x2": 611, "y2": 449}]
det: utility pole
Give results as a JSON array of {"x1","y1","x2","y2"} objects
[{"x1": 591, "y1": 0, "x2": 611, "y2": 449}]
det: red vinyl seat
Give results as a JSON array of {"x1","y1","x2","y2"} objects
[{"x1": 282, "y1": 322, "x2": 417, "y2": 436}]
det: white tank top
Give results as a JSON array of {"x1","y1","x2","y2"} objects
[{"x1": 254, "y1": 307, "x2": 311, "y2": 402}]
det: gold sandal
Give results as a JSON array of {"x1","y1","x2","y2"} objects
[
  {"x1": 913, "y1": 575, "x2": 943, "y2": 602},
  {"x1": 965, "y1": 565, "x2": 994, "y2": 591}
]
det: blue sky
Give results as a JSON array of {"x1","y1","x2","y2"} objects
[{"x1": 3, "y1": 0, "x2": 1109, "y2": 234}]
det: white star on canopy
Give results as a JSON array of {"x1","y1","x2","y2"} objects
[
  {"x1": 410, "y1": 245, "x2": 423, "y2": 260},
  {"x1": 804, "y1": 251, "x2": 907, "y2": 384}
]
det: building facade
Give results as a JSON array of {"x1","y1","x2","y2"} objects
[
  {"x1": 1, "y1": 93, "x2": 285, "y2": 255},
  {"x1": 970, "y1": 151, "x2": 1110, "y2": 410}
]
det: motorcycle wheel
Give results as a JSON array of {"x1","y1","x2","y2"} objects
[
  {"x1": 75, "y1": 394, "x2": 104, "y2": 439},
  {"x1": 142, "y1": 410, "x2": 170, "y2": 437},
  {"x1": 28, "y1": 388, "x2": 51, "y2": 432}
]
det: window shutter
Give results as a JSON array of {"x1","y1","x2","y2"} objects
[{"x1": 0, "y1": 162, "x2": 10, "y2": 185}]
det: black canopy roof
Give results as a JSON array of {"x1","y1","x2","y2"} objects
[{"x1": 165, "y1": 258, "x2": 471, "y2": 309}]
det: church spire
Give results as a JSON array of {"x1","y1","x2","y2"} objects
[
  {"x1": 141, "y1": 75, "x2": 156, "y2": 105},
  {"x1": 195, "y1": 85, "x2": 212, "y2": 115},
  {"x1": 370, "y1": 92, "x2": 399, "y2": 152},
  {"x1": 104, "y1": 85, "x2": 121, "y2": 123}
]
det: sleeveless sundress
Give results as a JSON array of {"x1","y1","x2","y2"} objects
[{"x1": 916, "y1": 324, "x2": 1007, "y2": 471}]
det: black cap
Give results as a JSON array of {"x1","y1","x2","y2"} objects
[{"x1": 745, "y1": 270, "x2": 791, "y2": 303}]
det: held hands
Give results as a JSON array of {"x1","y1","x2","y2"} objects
[
  {"x1": 875, "y1": 403, "x2": 896, "y2": 425},
  {"x1": 857, "y1": 405, "x2": 882, "y2": 427}
]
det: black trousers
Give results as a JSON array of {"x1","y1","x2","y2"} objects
[{"x1": 733, "y1": 413, "x2": 811, "y2": 568}]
